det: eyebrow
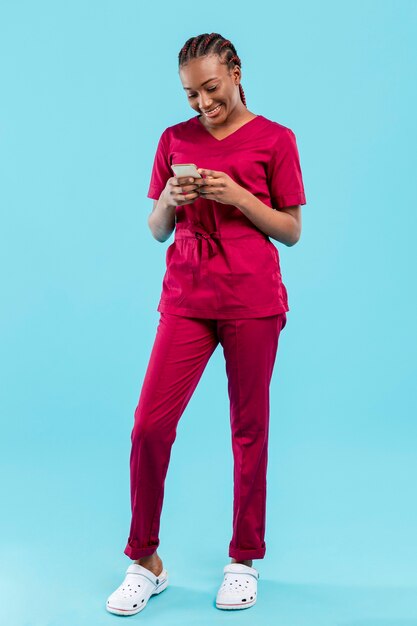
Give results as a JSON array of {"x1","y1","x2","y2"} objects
[{"x1": 183, "y1": 77, "x2": 218, "y2": 90}]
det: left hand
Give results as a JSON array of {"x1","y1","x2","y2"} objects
[{"x1": 196, "y1": 168, "x2": 246, "y2": 205}]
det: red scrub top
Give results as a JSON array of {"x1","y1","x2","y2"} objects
[{"x1": 147, "y1": 113, "x2": 306, "y2": 319}]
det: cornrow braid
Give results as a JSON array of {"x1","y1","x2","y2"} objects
[{"x1": 178, "y1": 32, "x2": 247, "y2": 107}]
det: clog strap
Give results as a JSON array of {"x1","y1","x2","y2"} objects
[
  {"x1": 126, "y1": 563, "x2": 160, "y2": 585},
  {"x1": 223, "y1": 563, "x2": 259, "y2": 580}
]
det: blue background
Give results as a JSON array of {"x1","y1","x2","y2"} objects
[{"x1": 1, "y1": 1, "x2": 416, "y2": 624}]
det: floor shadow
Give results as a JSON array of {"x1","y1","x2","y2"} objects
[{"x1": 4, "y1": 573, "x2": 417, "y2": 626}]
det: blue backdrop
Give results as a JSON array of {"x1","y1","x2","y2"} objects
[{"x1": 1, "y1": 1, "x2": 416, "y2": 625}]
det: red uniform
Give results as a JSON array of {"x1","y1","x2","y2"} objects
[
  {"x1": 124, "y1": 114, "x2": 307, "y2": 562},
  {"x1": 147, "y1": 113, "x2": 306, "y2": 318}
]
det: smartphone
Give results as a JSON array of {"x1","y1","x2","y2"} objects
[{"x1": 171, "y1": 163, "x2": 202, "y2": 179}]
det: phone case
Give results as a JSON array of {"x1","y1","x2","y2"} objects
[{"x1": 171, "y1": 163, "x2": 202, "y2": 178}]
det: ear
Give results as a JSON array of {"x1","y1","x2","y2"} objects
[{"x1": 233, "y1": 65, "x2": 241, "y2": 85}]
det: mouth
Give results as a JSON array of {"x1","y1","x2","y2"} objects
[{"x1": 202, "y1": 104, "x2": 222, "y2": 117}]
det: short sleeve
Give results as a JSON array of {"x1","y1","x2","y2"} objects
[
  {"x1": 267, "y1": 128, "x2": 307, "y2": 209},
  {"x1": 147, "y1": 128, "x2": 172, "y2": 200}
]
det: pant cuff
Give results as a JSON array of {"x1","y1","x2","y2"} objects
[
  {"x1": 124, "y1": 539, "x2": 159, "y2": 560},
  {"x1": 229, "y1": 544, "x2": 266, "y2": 560}
]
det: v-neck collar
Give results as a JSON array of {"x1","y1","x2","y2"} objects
[{"x1": 194, "y1": 114, "x2": 262, "y2": 143}]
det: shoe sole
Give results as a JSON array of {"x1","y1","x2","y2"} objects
[
  {"x1": 106, "y1": 577, "x2": 169, "y2": 615},
  {"x1": 216, "y1": 597, "x2": 257, "y2": 610}
]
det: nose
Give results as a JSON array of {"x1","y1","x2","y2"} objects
[{"x1": 198, "y1": 94, "x2": 213, "y2": 111}]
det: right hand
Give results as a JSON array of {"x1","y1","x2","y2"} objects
[{"x1": 162, "y1": 176, "x2": 202, "y2": 207}]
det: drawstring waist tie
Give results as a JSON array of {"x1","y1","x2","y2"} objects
[{"x1": 174, "y1": 221, "x2": 268, "y2": 280}]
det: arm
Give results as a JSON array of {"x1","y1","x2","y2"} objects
[
  {"x1": 147, "y1": 177, "x2": 200, "y2": 242},
  {"x1": 148, "y1": 195, "x2": 176, "y2": 243},
  {"x1": 196, "y1": 164, "x2": 304, "y2": 247},
  {"x1": 234, "y1": 189, "x2": 302, "y2": 246}
]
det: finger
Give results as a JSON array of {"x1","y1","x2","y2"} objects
[
  {"x1": 176, "y1": 191, "x2": 198, "y2": 201},
  {"x1": 183, "y1": 183, "x2": 200, "y2": 194},
  {"x1": 197, "y1": 178, "x2": 216, "y2": 191},
  {"x1": 197, "y1": 168, "x2": 220, "y2": 178},
  {"x1": 178, "y1": 191, "x2": 199, "y2": 203},
  {"x1": 198, "y1": 182, "x2": 220, "y2": 192},
  {"x1": 174, "y1": 176, "x2": 196, "y2": 185},
  {"x1": 194, "y1": 180, "x2": 210, "y2": 190},
  {"x1": 199, "y1": 187, "x2": 219, "y2": 195}
]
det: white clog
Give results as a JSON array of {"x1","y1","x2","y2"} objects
[
  {"x1": 106, "y1": 563, "x2": 168, "y2": 616},
  {"x1": 215, "y1": 563, "x2": 259, "y2": 610}
]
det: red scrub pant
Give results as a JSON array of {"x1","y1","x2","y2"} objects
[{"x1": 124, "y1": 310, "x2": 287, "y2": 561}]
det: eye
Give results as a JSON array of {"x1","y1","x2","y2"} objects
[{"x1": 187, "y1": 86, "x2": 217, "y2": 99}]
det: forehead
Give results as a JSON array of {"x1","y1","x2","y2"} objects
[{"x1": 179, "y1": 55, "x2": 227, "y2": 88}]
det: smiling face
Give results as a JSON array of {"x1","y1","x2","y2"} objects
[{"x1": 179, "y1": 54, "x2": 246, "y2": 126}]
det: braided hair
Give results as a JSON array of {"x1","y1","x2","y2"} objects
[{"x1": 178, "y1": 33, "x2": 247, "y2": 107}]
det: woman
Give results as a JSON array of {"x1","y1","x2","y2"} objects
[{"x1": 106, "y1": 32, "x2": 306, "y2": 615}]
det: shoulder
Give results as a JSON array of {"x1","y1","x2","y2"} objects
[
  {"x1": 159, "y1": 116, "x2": 199, "y2": 142},
  {"x1": 257, "y1": 115, "x2": 297, "y2": 142}
]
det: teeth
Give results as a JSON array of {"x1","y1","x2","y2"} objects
[{"x1": 206, "y1": 104, "x2": 221, "y2": 114}]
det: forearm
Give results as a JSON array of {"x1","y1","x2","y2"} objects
[
  {"x1": 148, "y1": 192, "x2": 176, "y2": 242},
  {"x1": 234, "y1": 188, "x2": 299, "y2": 246}
]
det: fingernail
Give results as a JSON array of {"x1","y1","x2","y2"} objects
[{"x1": 189, "y1": 177, "x2": 194, "y2": 182}]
